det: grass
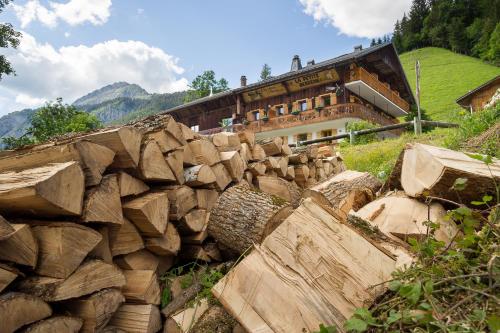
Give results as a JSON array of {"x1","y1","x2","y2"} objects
[{"x1": 400, "y1": 47, "x2": 500, "y2": 121}]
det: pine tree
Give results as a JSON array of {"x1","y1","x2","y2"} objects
[
  {"x1": 377, "y1": 37, "x2": 383, "y2": 44},
  {"x1": 392, "y1": 20, "x2": 403, "y2": 52},
  {"x1": 260, "y1": 64, "x2": 272, "y2": 81},
  {"x1": 370, "y1": 38, "x2": 376, "y2": 47}
]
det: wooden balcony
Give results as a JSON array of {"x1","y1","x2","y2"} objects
[
  {"x1": 241, "y1": 103, "x2": 398, "y2": 133},
  {"x1": 346, "y1": 67, "x2": 410, "y2": 115}
]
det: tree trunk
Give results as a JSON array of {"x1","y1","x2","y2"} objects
[
  {"x1": 117, "y1": 171, "x2": 149, "y2": 197},
  {"x1": 183, "y1": 165, "x2": 216, "y2": 187},
  {"x1": 123, "y1": 191, "x2": 170, "y2": 237},
  {"x1": 0, "y1": 292, "x2": 52, "y2": 333},
  {"x1": 109, "y1": 304, "x2": 162, "y2": 333},
  {"x1": 20, "y1": 316, "x2": 82, "y2": 333},
  {"x1": 0, "y1": 161, "x2": 84, "y2": 216},
  {"x1": 82, "y1": 174, "x2": 123, "y2": 225},
  {"x1": 208, "y1": 184, "x2": 293, "y2": 254},
  {"x1": 0, "y1": 224, "x2": 38, "y2": 268}
]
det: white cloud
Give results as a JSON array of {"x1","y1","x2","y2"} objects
[
  {"x1": 137, "y1": 8, "x2": 144, "y2": 15},
  {"x1": 12, "y1": 0, "x2": 112, "y2": 28},
  {"x1": 0, "y1": 32, "x2": 189, "y2": 115},
  {"x1": 64, "y1": 31, "x2": 70, "y2": 37},
  {"x1": 298, "y1": 0, "x2": 411, "y2": 38}
]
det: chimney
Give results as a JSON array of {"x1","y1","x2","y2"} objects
[
  {"x1": 290, "y1": 55, "x2": 303, "y2": 72},
  {"x1": 354, "y1": 45, "x2": 363, "y2": 52},
  {"x1": 240, "y1": 75, "x2": 247, "y2": 87},
  {"x1": 306, "y1": 59, "x2": 315, "y2": 66}
]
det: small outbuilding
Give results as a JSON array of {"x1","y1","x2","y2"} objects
[{"x1": 456, "y1": 75, "x2": 500, "y2": 112}]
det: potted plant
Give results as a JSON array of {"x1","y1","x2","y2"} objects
[
  {"x1": 262, "y1": 115, "x2": 269, "y2": 121},
  {"x1": 291, "y1": 109, "x2": 300, "y2": 116},
  {"x1": 242, "y1": 119, "x2": 249, "y2": 125},
  {"x1": 315, "y1": 106, "x2": 324, "y2": 112}
]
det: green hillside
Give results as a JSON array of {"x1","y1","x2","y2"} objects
[{"x1": 400, "y1": 47, "x2": 500, "y2": 121}]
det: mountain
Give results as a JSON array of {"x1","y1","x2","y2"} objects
[
  {"x1": 0, "y1": 108, "x2": 35, "y2": 141},
  {"x1": 73, "y1": 82, "x2": 150, "y2": 106},
  {"x1": 400, "y1": 47, "x2": 500, "y2": 121}
]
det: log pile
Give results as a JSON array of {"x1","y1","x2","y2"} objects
[{"x1": 0, "y1": 113, "x2": 346, "y2": 333}]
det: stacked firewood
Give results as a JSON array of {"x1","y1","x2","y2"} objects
[{"x1": 0, "y1": 113, "x2": 345, "y2": 333}]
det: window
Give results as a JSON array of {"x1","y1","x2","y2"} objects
[
  {"x1": 299, "y1": 100, "x2": 308, "y2": 112},
  {"x1": 321, "y1": 130, "x2": 332, "y2": 137},
  {"x1": 322, "y1": 95, "x2": 331, "y2": 106},
  {"x1": 253, "y1": 111, "x2": 260, "y2": 121},
  {"x1": 190, "y1": 125, "x2": 199, "y2": 132},
  {"x1": 297, "y1": 133, "x2": 308, "y2": 142},
  {"x1": 276, "y1": 105, "x2": 285, "y2": 116}
]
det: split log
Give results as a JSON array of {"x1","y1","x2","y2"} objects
[
  {"x1": 188, "y1": 140, "x2": 221, "y2": 166},
  {"x1": 138, "y1": 141, "x2": 176, "y2": 183},
  {"x1": 400, "y1": 143, "x2": 500, "y2": 204},
  {"x1": 164, "y1": 186, "x2": 197, "y2": 220},
  {"x1": 190, "y1": 305, "x2": 238, "y2": 333},
  {"x1": 0, "y1": 292, "x2": 52, "y2": 333},
  {"x1": 82, "y1": 127, "x2": 142, "y2": 169},
  {"x1": 294, "y1": 165, "x2": 310, "y2": 186},
  {"x1": 0, "y1": 141, "x2": 114, "y2": 186},
  {"x1": 123, "y1": 191, "x2": 170, "y2": 237},
  {"x1": 0, "y1": 214, "x2": 14, "y2": 240},
  {"x1": 180, "y1": 144, "x2": 198, "y2": 167},
  {"x1": 157, "y1": 256, "x2": 175, "y2": 275},
  {"x1": 178, "y1": 209, "x2": 208, "y2": 234},
  {"x1": 31, "y1": 222, "x2": 102, "y2": 278},
  {"x1": 219, "y1": 151, "x2": 245, "y2": 181},
  {"x1": 89, "y1": 226, "x2": 113, "y2": 263},
  {"x1": 101, "y1": 326, "x2": 127, "y2": 333},
  {"x1": 165, "y1": 149, "x2": 185, "y2": 185},
  {"x1": 179, "y1": 245, "x2": 212, "y2": 262},
  {"x1": 351, "y1": 192, "x2": 459, "y2": 244},
  {"x1": 211, "y1": 132, "x2": 240, "y2": 151},
  {"x1": 162, "y1": 116, "x2": 187, "y2": 145},
  {"x1": 17, "y1": 260, "x2": 126, "y2": 302},
  {"x1": 240, "y1": 143, "x2": 253, "y2": 163},
  {"x1": 182, "y1": 223, "x2": 208, "y2": 245},
  {"x1": 183, "y1": 165, "x2": 216, "y2": 187},
  {"x1": 82, "y1": 174, "x2": 123, "y2": 225},
  {"x1": 284, "y1": 166, "x2": 295, "y2": 181},
  {"x1": 115, "y1": 250, "x2": 159, "y2": 271},
  {"x1": 202, "y1": 242, "x2": 222, "y2": 261},
  {"x1": 210, "y1": 163, "x2": 232, "y2": 191},
  {"x1": 302, "y1": 170, "x2": 382, "y2": 218},
  {"x1": 317, "y1": 145, "x2": 335, "y2": 157},
  {"x1": 237, "y1": 130, "x2": 255, "y2": 148},
  {"x1": 288, "y1": 153, "x2": 307, "y2": 164},
  {"x1": 117, "y1": 171, "x2": 149, "y2": 197},
  {"x1": 255, "y1": 176, "x2": 302, "y2": 207},
  {"x1": 208, "y1": 184, "x2": 293, "y2": 254},
  {"x1": 21, "y1": 316, "x2": 82, "y2": 333},
  {"x1": 281, "y1": 143, "x2": 292, "y2": 156},
  {"x1": 169, "y1": 298, "x2": 210, "y2": 332},
  {"x1": 109, "y1": 304, "x2": 162, "y2": 333},
  {"x1": 195, "y1": 189, "x2": 219, "y2": 211},
  {"x1": 257, "y1": 137, "x2": 282, "y2": 156},
  {"x1": 145, "y1": 131, "x2": 181, "y2": 153},
  {"x1": 145, "y1": 223, "x2": 181, "y2": 256},
  {"x1": 244, "y1": 170, "x2": 253, "y2": 185},
  {"x1": 0, "y1": 161, "x2": 84, "y2": 216},
  {"x1": 109, "y1": 218, "x2": 145, "y2": 256},
  {"x1": 250, "y1": 144, "x2": 266, "y2": 161},
  {"x1": 122, "y1": 270, "x2": 160, "y2": 305},
  {"x1": 0, "y1": 264, "x2": 19, "y2": 292},
  {"x1": 178, "y1": 123, "x2": 195, "y2": 142},
  {"x1": 0, "y1": 224, "x2": 38, "y2": 267},
  {"x1": 65, "y1": 289, "x2": 125, "y2": 333}
]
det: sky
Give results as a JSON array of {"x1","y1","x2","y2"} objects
[{"x1": 0, "y1": 0, "x2": 412, "y2": 117}]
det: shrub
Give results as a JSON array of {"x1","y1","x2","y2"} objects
[{"x1": 345, "y1": 120, "x2": 379, "y2": 145}]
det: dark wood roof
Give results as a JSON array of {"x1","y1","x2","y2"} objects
[{"x1": 456, "y1": 75, "x2": 500, "y2": 105}]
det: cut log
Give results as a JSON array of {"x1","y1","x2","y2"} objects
[
  {"x1": 208, "y1": 184, "x2": 293, "y2": 254},
  {"x1": 211, "y1": 132, "x2": 241, "y2": 150},
  {"x1": 188, "y1": 140, "x2": 221, "y2": 166},
  {"x1": 0, "y1": 292, "x2": 52, "y2": 333},
  {"x1": 145, "y1": 223, "x2": 181, "y2": 256},
  {"x1": 65, "y1": 289, "x2": 125, "y2": 333},
  {"x1": 288, "y1": 153, "x2": 308, "y2": 164},
  {"x1": 202, "y1": 242, "x2": 222, "y2": 261},
  {"x1": 101, "y1": 326, "x2": 127, "y2": 333},
  {"x1": 0, "y1": 214, "x2": 14, "y2": 240},
  {"x1": 255, "y1": 176, "x2": 302, "y2": 207},
  {"x1": 178, "y1": 209, "x2": 208, "y2": 234},
  {"x1": 210, "y1": 163, "x2": 232, "y2": 191},
  {"x1": 400, "y1": 143, "x2": 500, "y2": 204},
  {"x1": 250, "y1": 144, "x2": 266, "y2": 161},
  {"x1": 17, "y1": 260, "x2": 126, "y2": 302},
  {"x1": 219, "y1": 151, "x2": 245, "y2": 181},
  {"x1": 145, "y1": 130, "x2": 181, "y2": 153},
  {"x1": 157, "y1": 255, "x2": 175, "y2": 275},
  {"x1": 190, "y1": 305, "x2": 238, "y2": 333},
  {"x1": 165, "y1": 149, "x2": 185, "y2": 185},
  {"x1": 317, "y1": 145, "x2": 335, "y2": 157},
  {"x1": 138, "y1": 141, "x2": 176, "y2": 182},
  {"x1": 281, "y1": 143, "x2": 292, "y2": 156},
  {"x1": 178, "y1": 123, "x2": 195, "y2": 142},
  {"x1": 247, "y1": 162, "x2": 265, "y2": 176},
  {"x1": 89, "y1": 226, "x2": 113, "y2": 263},
  {"x1": 164, "y1": 186, "x2": 197, "y2": 220},
  {"x1": 179, "y1": 245, "x2": 211, "y2": 262},
  {"x1": 169, "y1": 298, "x2": 210, "y2": 332},
  {"x1": 162, "y1": 276, "x2": 203, "y2": 317},
  {"x1": 123, "y1": 191, "x2": 169, "y2": 237},
  {"x1": 183, "y1": 165, "x2": 216, "y2": 187},
  {"x1": 109, "y1": 304, "x2": 161, "y2": 333},
  {"x1": 0, "y1": 141, "x2": 114, "y2": 186},
  {"x1": 294, "y1": 164, "x2": 310, "y2": 186},
  {"x1": 0, "y1": 162, "x2": 84, "y2": 216},
  {"x1": 195, "y1": 189, "x2": 219, "y2": 211},
  {"x1": 212, "y1": 198, "x2": 410, "y2": 332},
  {"x1": 109, "y1": 218, "x2": 145, "y2": 256},
  {"x1": 284, "y1": 166, "x2": 295, "y2": 181},
  {"x1": 182, "y1": 223, "x2": 208, "y2": 245},
  {"x1": 117, "y1": 171, "x2": 149, "y2": 197},
  {"x1": 0, "y1": 224, "x2": 38, "y2": 267},
  {"x1": 180, "y1": 144, "x2": 198, "y2": 167},
  {"x1": 351, "y1": 191, "x2": 459, "y2": 244},
  {"x1": 82, "y1": 174, "x2": 123, "y2": 225},
  {"x1": 257, "y1": 137, "x2": 282, "y2": 156},
  {"x1": 114, "y1": 250, "x2": 159, "y2": 271},
  {"x1": 82, "y1": 127, "x2": 142, "y2": 169},
  {"x1": 244, "y1": 171, "x2": 253, "y2": 186},
  {"x1": 0, "y1": 264, "x2": 19, "y2": 292},
  {"x1": 275, "y1": 156, "x2": 289, "y2": 177},
  {"x1": 122, "y1": 270, "x2": 160, "y2": 305},
  {"x1": 240, "y1": 143, "x2": 253, "y2": 163},
  {"x1": 31, "y1": 222, "x2": 102, "y2": 278},
  {"x1": 21, "y1": 316, "x2": 82, "y2": 333},
  {"x1": 237, "y1": 130, "x2": 255, "y2": 148},
  {"x1": 302, "y1": 170, "x2": 382, "y2": 218},
  {"x1": 162, "y1": 116, "x2": 187, "y2": 145}
]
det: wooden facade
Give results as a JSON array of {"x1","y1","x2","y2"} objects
[{"x1": 456, "y1": 75, "x2": 500, "y2": 112}]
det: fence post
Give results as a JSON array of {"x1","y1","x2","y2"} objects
[
  {"x1": 349, "y1": 130, "x2": 355, "y2": 145},
  {"x1": 413, "y1": 117, "x2": 418, "y2": 135}
]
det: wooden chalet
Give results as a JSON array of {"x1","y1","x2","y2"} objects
[
  {"x1": 166, "y1": 43, "x2": 415, "y2": 144},
  {"x1": 456, "y1": 75, "x2": 500, "y2": 112}
]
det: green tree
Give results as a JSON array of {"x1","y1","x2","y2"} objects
[
  {"x1": 260, "y1": 64, "x2": 272, "y2": 81},
  {"x1": 184, "y1": 70, "x2": 229, "y2": 103},
  {"x1": 404, "y1": 105, "x2": 433, "y2": 132},
  {"x1": 2, "y1": 98, "x2": 102, "y2": 149},
  {"x1": 0, "y1": 0, "x2": 22, "y2": 80},
  {"x1": 345, "y1": 120, "x2": 379, "y2": 145}
]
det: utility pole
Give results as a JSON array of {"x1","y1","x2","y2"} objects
[{"x1": 415, "y1": 60, "x2": 422, "y2": 135}]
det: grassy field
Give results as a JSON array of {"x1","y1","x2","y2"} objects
[{"x1": 399, "y1": 47, "x2": 500, "y2": 121}]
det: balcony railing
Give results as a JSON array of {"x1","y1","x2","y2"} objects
[
  {"x1": 242, "y1": 103, "x2": 398, "y2": 133},
  {"x1": 348, "y1": 67, "x2": 410, "y2": 112}
]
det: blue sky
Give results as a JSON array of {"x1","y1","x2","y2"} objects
[{"x1": 0, "y1": 0, "x2": 412, "y2": 116}]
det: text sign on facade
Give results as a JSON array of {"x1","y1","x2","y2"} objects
[
  {"x1": 286, "y1": 68, "x2": 340, "y2": 92},
  {"x1": 242, "y1": 83, "x2": 287, "y2": 103}
]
